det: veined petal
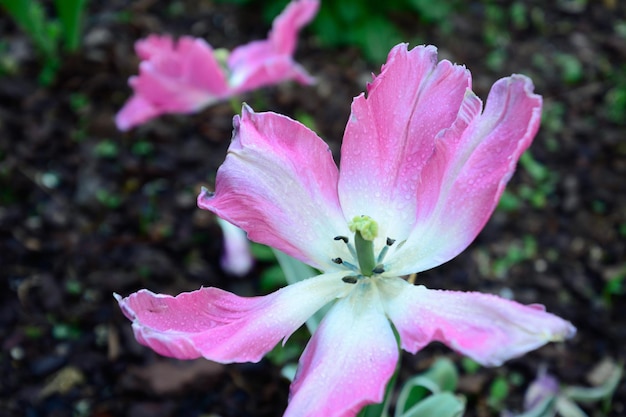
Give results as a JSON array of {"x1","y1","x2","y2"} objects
[
  {"x1": 198, "y1": 106, "x2": 350, "y2": 270},
  {"x1": 379, "y1": 279, "x2": 575, "y2": 366},
  {"x1": 338, "y1": 44, "x2": 471, "y2": 244},
  {"x1": 286, "y1": 280, "x2": 398, "y2": 417},
  {"x1": 115, "y1": 272, "x2": 352, "y2": 364},
  {"x1": 390, "y1": 74, "x2": 542, "y2": 275}
]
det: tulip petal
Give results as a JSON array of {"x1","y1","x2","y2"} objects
[
  {"x1": 286, "y1": 280, "x2": 398, "y2": 417},
  {"x1": 115, "y1": 272, "x2": 352, "y2": 363},
  {"x1": 135, "y1": 34, "x2": 174, "y2": 60},
  {"x1": 379, "y1": 279, "x2": 575, "y2": 366},
  {"x1": 198, "y1": 106, "x2": 350, "y2": 270},
  {"x1": 227, "y1": 0, "x2": 317, "y2": 90},
  {"x1": 216, "y1": 217, "x2": 253, "y2": 277},
  {"x1": 229, "y1": 50, "x2": 314, "y2": 91},
  {"x1": 115, "y1": 94, "x2": 162, "y2": 131},
  {"x1": 269, "y1": 0, "x2": 319, "y2": 55},
  {"x1": 338, "y1": 44, "x2": 471, "y2": 243},
  {"x1": 390, "y1": 74, "x2": 542, "y2": 274},
  {"x1": 115, "y1": 36, "x2": 229, "y2": 130}
]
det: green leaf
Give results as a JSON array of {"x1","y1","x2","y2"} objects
[
  {"x1": 555, "y1": 396, "x2": 589, "y2": 417},
  {"x1": 352, "y1": 17, "x2": 403, "y2": 63},
  {"x1": 562, "y1": 364, "x2": 623, "y2": 403},
  {"x1": 395, "y1": 358, "x2": 459, "y2": 415},
  {"x1": 512, "y1": 396, "x2": 558, "y2": 417},
  {"x1": 249, "y1": 242, "x2": 277, "y2": 262},
  {"x1": 259, "y1": 264, "x2": 287, "y2": 293},
  {"x1": 488, "y1": 376, "x2": 510, "y2": 409},
  {"x1": 54, "y1": 0, "x2": 88, "y2": 51},
  {"x1": 520, "y1": 151, "x2": 550, "y2": 183},
  {"x1": 399, "y1": 392, "x2": 465, "y2": 417}
]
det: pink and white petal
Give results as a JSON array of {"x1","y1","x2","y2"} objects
[
  {"x1": 338, "y1": 44, "x2": 471, "y2": 243},
  {"x1": 115, "y1": 272, "x2": 353, "y2": 364},
  {"x1": 216, "y1": 217, "x2": 254, "y2": 277},
  {"x1": 391, "y1": 75, "x2": 542, "y2": 274},
  {"x1": 115, "y1": 94, "x2": 163, "y2": 131},
  {"x1": 198, "y1": 106, "x2": 349, "y2": 270},
  {"x1": 286, "y1": 281, "x2": 398, "y2": 417},
  {"x1": 379, "y1": 278, "x2": 575, "y2": 367},
  {"x1": 268, "y1": 0, "x2": 319, "y2": 55}
]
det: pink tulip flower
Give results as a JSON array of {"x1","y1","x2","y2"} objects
[
  {"x1": 116, "y1": 44, "x2": 576, "y2": 416},
  {"x1": 115, "y1": 0, "x2": 319, "y2": 131}
]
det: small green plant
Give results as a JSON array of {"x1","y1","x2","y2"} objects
[
  {"x1": 508, "y1": 363, "x2": 623, "y2": 417},
  {"x1": 499, "y1": 151, "x2": 557, "y2": 211},
  {"x1": 554, "y1": 53, "x2": 584, "y2": 85},
  {"x1": 603, "y1": 265, "x2": 626, "y2": 306},
  {"x1": 0, "y1": 0, "x2": 88, "y2": 85},
  {"x1": 604, "y1": 65, "x2": 626, "y2": 125},
  {"x1": 95, "y1": 188, "x2": 122, "y2": 209},
  {"x1": 388, "y1": 358, "x2": 465, "y2": 417},
  {"x1": 93, "y1": 139, "x2": 119, "y2": 158}
]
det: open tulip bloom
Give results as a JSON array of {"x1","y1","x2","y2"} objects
[
  {"x1": 115, "y1": 0, "x2": 318, "y2": 131},
  {"x1": 116, "y1": 44, "x2": 576, "y2": 416}
]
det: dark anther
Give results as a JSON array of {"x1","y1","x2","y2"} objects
[
  {"x1": 342, "y1": 276, "x2": 358, "y2": 284},
  {"x1": 372, "y1": 265, "x2": 385, "y2": 274},
  {"x1": 332, "y1": 257, "x2": 343, "y2": 264},
  {"x1": 386, "y1": 238, "x2": 396, "y2": 246},
  {"x1": 334, "y1": 236, "x2": 349, "y2": 243}
]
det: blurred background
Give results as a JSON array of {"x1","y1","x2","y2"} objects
[{"x1": 0, "y1": 0, "x2": 624, "y2": 416}]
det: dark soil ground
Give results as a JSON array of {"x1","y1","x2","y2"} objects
[{"x1": 1, "y1": 1, "x2": 625, "y2": 416}]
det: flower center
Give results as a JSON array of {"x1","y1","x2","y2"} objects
[{"x1": 332, "y1": 215, "x2": 396, "y2": 282}]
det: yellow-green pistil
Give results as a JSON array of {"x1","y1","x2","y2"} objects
[{"x1": 348, "y1": 215, "x2": 378, "y2": 277}]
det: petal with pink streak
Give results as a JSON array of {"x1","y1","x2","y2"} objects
[
  {"x1": 115, "y1": 272, "x2": 352, "y2": 363},
  {"x1": 285, "y1": 280, "x2": 398, "y2": 417},
  {"x1": 379, "y1": 278, "x2": 576, "y2": 366},
  {"x1": 198, "y1": 106, "x2": 349, "y2": 270},
  {"x1": 115, "y1": 94, "x2": 162, "y2": 131},
  {"x1": 391, "y1": 75, "x2": 542, "y2": 275},
  {"x1": 338, "y1": 44, "x2": 471, "y2": 243}
]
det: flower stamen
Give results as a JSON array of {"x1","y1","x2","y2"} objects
[
  {"x1": 376, "y1": 237, "x2": 396, "y2": 264},
  {"x1": 348, "y1": 215, "x2": 379, "y2": 277}
]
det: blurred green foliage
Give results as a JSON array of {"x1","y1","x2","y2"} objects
[
  {"x1": 0, "y1": 0, "x2": 88, "y2": 84},
  {"x1": 218, "y1": 0, "x2": 458, "y2": 63}
]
